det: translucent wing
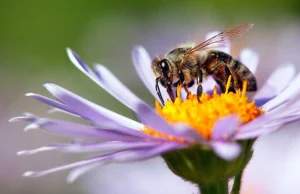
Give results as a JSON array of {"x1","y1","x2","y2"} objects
[{"x1": 186, "y1": 24, "x2": 254, "y2": 54}]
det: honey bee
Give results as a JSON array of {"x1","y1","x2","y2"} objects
[{"x1": 152, "y1": 23, "x2": 257, "y2": 105}]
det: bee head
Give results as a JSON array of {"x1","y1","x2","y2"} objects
[{"x1": 151, "y1": 57, "x2": 172, "y2": 87}]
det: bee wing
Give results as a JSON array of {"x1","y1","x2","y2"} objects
[{"x1": 186, "y1": 23, "x2": 254, "y2": 54}]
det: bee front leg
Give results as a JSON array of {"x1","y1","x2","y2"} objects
[
  {"x1": 196, "y1": 69, "x2": 203, "y2": 102},
  {"x1": 167, "y1": 83, "x2": 175, "y2": 102},
  {"x1": 155, "y1": 77, "x2": 165, "y2": 105}
]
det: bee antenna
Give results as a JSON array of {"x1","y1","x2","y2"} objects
[{"x1": 155, "y1": 77, "x2": 165, "y2": 106}]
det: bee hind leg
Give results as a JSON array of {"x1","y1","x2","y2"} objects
[
  {"x1": 213, "y1": 65, "x2": 236, "y2": 93},
  {"x1": 196, "y1": 69, "x2": 203, "y2": 102},
  {"x1": 184, "y1": 80, "x2": 194, "y2": 98},
  {"x1": 177, "y1": 70, "x2": 192, "y2": 98},
  {"x1": 167, "y1": 84, "x2": 175, "y2": 102}
]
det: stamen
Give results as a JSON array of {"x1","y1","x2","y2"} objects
[
  {"x1": 225, "y1": 75, "x2": 232, "y2": 94},
  {"x1": 143, "y1": 79, "x2": 264, "y2": 141},
  {"x1": 213, "y1": 86, "x2": 217, "y2": 95},
  {"x1": 242, "y1": 80, "x2": 247, "y2": 97},
  {"x1": 176, "y1": 84, "x2": 182, "y2": 99}
]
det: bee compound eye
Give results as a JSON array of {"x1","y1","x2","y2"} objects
[
  {"x1": 210, "y1": 52, "x2": 218, "y2": 59},
  {"x1": 160, "y1": 59, "x2": 170, "y2": 72}
]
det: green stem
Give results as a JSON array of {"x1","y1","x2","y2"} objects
[
  {"x1": 198, "y1": 180, "x2": 228, "y2": 194},
  {"x1": 231, "y1": 171, "x2": 243, "y2": 194}
]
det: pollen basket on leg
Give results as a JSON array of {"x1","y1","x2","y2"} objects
[{"x1": 143, "y1": 80, "x2": 264, "y2": 141}]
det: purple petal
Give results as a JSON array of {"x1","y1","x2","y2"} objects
[
  {"x1": 235, "y1": 125, "x2": 281, "y2": 140},
  {"x1": 11, "y1": 115, "x2": 144, "y2": 141},
  {"x1": 255, "y1": 97, "x2": 275, "y2": 107},
  {"x1": 24, "y1": 143, "x2": 182, "y2": 178},
  {"x1": 276, "y1": 114, "x2": 300, "y2": 125},
  {"x1": 202, "y1": 76, "x2": 219, "y2": 94},
  {"x1": 212, "y1": 115, "x2": 241, "y2": 140},
  {"x1": 172, "y1": 123, "x2": 206, "y2": 143},
  {"x1": 93, "y1": 64, "x2": 145, "y2": 110},
  {"x1": 26, "y1": 92, "x2": 127, "y2": 128},
  {"x1": 17, "y1": 146, "x2": 56, "y2": 155},
  {"x1": 235, "y1": 96, "x2": 300, "y2": 140},
  {"x1": 68, "y1": 142, "x2": 184, "y2": 182},
  {"x1": 211, "y1": 141, "x2": 241, "y2": 161},
  {"x1": 239, "y1": 99, "x2": 291, "y2": 134},
  {"x1": 135, "y1": 103, "x2": 196, "y2": 141},
  {"x1": 67, "y1": 48, "x2": 95, "y2": 76},
  {"x1": 9, "y1": 115, "x2": 36, "y2": 123},
  {"x1": 23, "y1": 151, "x2": 120, "y2": 178},
  {"x1": 67, "y1": 163, "x2": 100, "y2": 183},
  {"x1": 111, "y1": 142, "x2": 185, "y2": 162},
  {"x1": 67, "y1": 48, "x2": 144, "y2": 111},
  {"x1": 17, "y1": 141, "x2": 162, "y2": 155},
  {"x1": 259, "y1": 94, "x2": 300, "y2": 129},
  {"x1": 66, "y1": 48, "x2": 105, "y2": 87},
  {"x1": 47, "y1": 107, "x2": 80, "y2": 117},
  {"x1": 253, "y1": 63, "x2": 295, "y2": 106},
  {"x1": 132, "y1": 46, "x2": 169, "y2": 103},
  {"x1": 262, "y1": 72, "x2": 300, "y2": 111},
  {"x1": 284, "y1": 100, "x2": 300, "y2": 116},
  {"x1": 270, "y1": 91, "x2": 300, "y2": 116},
  {"x1": 25, "y1": 93, "x2": 80, "y2": 117},
  {"x1": 239, "y1": 48, "x2": 259, "y2": 74},
  {"x1": 43, "y1": 83, "x2": 143, "y2": 130}
]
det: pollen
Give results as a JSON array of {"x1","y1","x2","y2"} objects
[{"x1": 143, "y1": 76, "x2": 264, "y2": 141}]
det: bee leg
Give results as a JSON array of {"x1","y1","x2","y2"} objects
[
  {"x1": 196, "y1": 69, "x2": 203, "y2": 102},
  {"x1": 178, "y1": 70, "x2": 191, "y2": 95},
  {"x1": 184, "y1": 80, "x2": 194, "y2": 98},
  {"x1": 155, "y1": 77, "x2": 165, "y2": 105},
  {"x1": 167, "y1": 83, "x2": 175, "y2": 102},
  {"x1": 186, "y1": 80, "x2": 195, "y2": 88},
  {"x1": 178, "y1": 70, "x2": 185, "y2": 84},
  {"x1": 172, "y1": 80, "x2": 181, "y2": 98}
]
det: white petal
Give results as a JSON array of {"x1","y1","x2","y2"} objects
[
  {"x1": 93, "y1": 64, "x2": 145, "y2": 110},
  {"x1": 67, "y1": 48, "x2": 145, "y2": 110},
  {"x1": 239, "y1": 48, "x2": 259, "y2": 74},
  {"x1": 202, "y1": 76, "x2": 219, "y2": 93},
  {"x1": 211, "y1": 141, "x2": 241, "y2": 161},
  {"x1": 212, "y1": 115, "x2": 241, "y2": 140},
  {"x1": 132, "y1": 46, "x2": 170, "y2": 103},
  {"x1": 67, "y1": 163, "x2": 100, "y2": 183},
  {"x1": 17, "y1": 146, "x2": 56, "y2": 155},
  {"x1": 262, "y1": 70, "x2": 300, "y2": 112},
  {"x1": 44, "y1": 83, "x2": 143, "y2": 130},
  {"x1": 254, "y1": 63, "x2": 296, "y2": 105},
  {"x1": 23, "y1": 156, "x2": 108, "y2": 178},
  {"x1": 24, "y1": 123, "x2": 39, "y2": 131}
]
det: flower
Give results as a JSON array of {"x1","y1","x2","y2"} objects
[{"x1": 10, "y1": 31, "x2": 300, "y2": 186}]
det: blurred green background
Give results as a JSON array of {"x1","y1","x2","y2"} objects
[{"x1": 2, "y1": 0, "x2": 300, "y2": 194}]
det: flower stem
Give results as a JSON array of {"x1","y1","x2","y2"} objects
[
  {"x1": 198, "y1": 180, "x2": 228, "y2": 194},
  {"x1": 231, "y1": 171, "x2": 243, "y2": 194}
]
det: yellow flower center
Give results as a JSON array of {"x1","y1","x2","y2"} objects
[{"x1": 143, "y1": 76, "x2": 264, "y2": 141}]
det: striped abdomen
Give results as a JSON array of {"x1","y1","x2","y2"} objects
[{"x1": 203, "y1": 50, "x2": 257, "y2": 92}]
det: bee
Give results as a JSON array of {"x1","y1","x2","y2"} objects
[{"x1": 152, "y1": 23, "x2": 257, "y2": 105}]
